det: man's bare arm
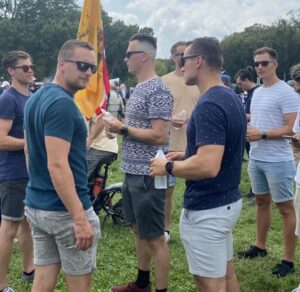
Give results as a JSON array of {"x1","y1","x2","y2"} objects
[{"x1": 0, "y1": 118, "x2": 25, "y2": 150}]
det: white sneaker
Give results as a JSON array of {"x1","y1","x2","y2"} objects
[
  {"x1": 164, "y1": 231, "x2": 170, "y2": 243},
  {"x1": 292, "y1": 284, "x2": 300, "y2": 292},
  {"x1": 2, "y1": 288, "x2": 15, "y2": 292}
]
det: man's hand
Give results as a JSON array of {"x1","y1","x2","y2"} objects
[
  {"x1": 171, "y1": 118, "x2": 187, "y2": 129},
  {"x1": 103, "y1": 115, "x2": 123, "y2": 134},
  {"x1": 166, "y1": 151, "x2": 185, "y2": 161},
  {"x1": 150, "y1": 158, "x2": 167, "y2": 176},
  {"x1": 73, "y1": 218, "x2": 94, "y2": 251},
  {"x1": 246, "y1": 126, "x2": 261, "y2": 142}
]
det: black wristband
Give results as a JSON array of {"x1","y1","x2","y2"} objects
[
  {"x1": 120, "y1": 126, "x2": 128, "y2": 137},
  {"x1": 165, "y1": 161, "x2": 174, "y2": 176}
]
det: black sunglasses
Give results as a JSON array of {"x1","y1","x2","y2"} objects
[
  {"x1": 13, "y1": 65, "x2": 35, "y2": 72},
  {"x1": 254, "y1": 61, "x2": 272, "y2": 67},
  {"x1": 180, "y1": 54, "x2": 202, "y2": 68},
  {"x1": 125, "y1": 51, "x2": 145, "y2": 59},
  {"x1": 64, "y1": 60, "x2": 97, "y2": 74}
]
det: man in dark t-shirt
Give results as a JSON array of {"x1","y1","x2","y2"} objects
[{"x1": 151, "y1": 37, "x2": 247, "y2": 292}]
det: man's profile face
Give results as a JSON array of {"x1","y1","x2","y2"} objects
[
  {"x1": 254, "y1": 53, "x2": 277, "y2": 81},
  {"x1": 124, "y1": 40, "x2": 145, "y2": 75},
  {"x1": 172, "y1": 45, "x2": 187, "y2": 68},
  {"x1": 10, "y1": 58, "x2": 34, "y2": 86},
  {"x1": 181, "y1": 46, "x2": 199, "y2": 86},
  {"x1": 236, "y1": 76, "x2": 251, "y2": 91}
]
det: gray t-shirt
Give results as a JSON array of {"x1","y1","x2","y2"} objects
[
  {"x1": 250, "y1": 80, "x2": 300, "y2": 162},
  {"x1": 121, "y1": 77, "x2": 173, "y2": 175}
]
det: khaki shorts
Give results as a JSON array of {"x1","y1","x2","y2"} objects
[{"x1": 25, "y1": 206, "x2": 101, "y2": 276}]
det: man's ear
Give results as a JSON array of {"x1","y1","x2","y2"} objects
[{"x1": 7, "y1": 67, "x2": 14, "y2": 76}]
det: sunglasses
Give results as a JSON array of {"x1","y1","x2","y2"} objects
[
  {"x1": 125, "y1": 51, "x2": 145, "y2": 59},
  {"x1": 13, "y1": 65, "x2": 35, "y2": 72},
  {"x1": 64, "y1": 60, "x2": 97, "y2": 74},
  {"x1": 180, "y1": 54, "x2": 202, "y2": 68},
  {"x1": 254, "y1": 61, "x2": 272, "y2": 67}
]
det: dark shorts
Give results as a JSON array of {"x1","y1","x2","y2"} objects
[
  {"x1": 122, "y1": 174, "x2": 166, "y2": 239},
  {"x1": 0, "y1": 179, "x2": 28, "y2": 221}
]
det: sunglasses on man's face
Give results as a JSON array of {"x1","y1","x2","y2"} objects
[
  {"x1": 254, "y1": 61, "x2": 272, "y2": 67},
  {"x1": 180, "y1": 54, "x2": 202, "y2": 68},
  {"x1": 64, "y1": 60, "x2": 97, "y2": 74},
  {"x1": 13, "y1": 65, "x2": 35, "y2": 73},
  {"x1": 125, "y1": 51, "x2": 145, "y2": 59}
]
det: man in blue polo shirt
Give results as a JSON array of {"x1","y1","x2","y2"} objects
[{"x1": 151, "y1": 37, "x2": 246, "y2": 292}]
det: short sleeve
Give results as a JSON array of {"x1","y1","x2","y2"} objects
[
  {"x1": 44, "y1": 98, "x2": 76, "y2": 142},
  {"x1": 194, "y1": 101, "x2": 226, "y2": 147},
  {"x1": 278, "y1": 87, "x2": 300, "y2": 114},
  {"x1": 0, "y1": 94, "x2": 15, "y2": 120},
  {"x1": 148, "y1": 89, "x2": 173, "y2": 121}
]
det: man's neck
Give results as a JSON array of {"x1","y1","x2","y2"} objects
[
  {"x1": 262, "y1": 75, "x2": 280, "y2": 87},
  {"x1": 136, "y1": 68, "x2": 157, "y2": 84},
  {"x1": 174, "y1": 66, "x2": 183, "y2": 77},
  {"x1": 198, "y1": 73, "x2": 223, "y2": 95},
  {"x1": 11, "y1": 81, "x2": 29, "y2": 96},
  {"x1": 53, "y1": 76, "x2": 75, "y2": 96}
]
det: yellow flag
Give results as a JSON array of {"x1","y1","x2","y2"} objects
[{"x1": 75, "y1": 0, "x2": 104, "y2": 119}]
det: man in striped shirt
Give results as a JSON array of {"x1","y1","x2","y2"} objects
[{"x1": 238, "y1": 47, "x2": 300, "y2": 278}]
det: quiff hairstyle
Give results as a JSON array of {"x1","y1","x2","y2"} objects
[
  {"x1": 58, "y1": 39, "x2": 94, "y2": 61},
  {"x1": 189, "y1": 37, "x2": 223, "y2": 70},
  {"x1": 253, "y1": 47, "x2": 278, "y2": 60},
  {"x1": 2, "y1": 50, "x2": 32, "y2": 76}
]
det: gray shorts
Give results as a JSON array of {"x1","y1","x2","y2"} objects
[
  {"x1": 180, "y1": 199, "x2": 242, "y2": 278},
  {"x1": 25, "y1": 206, "x2": 101, "y2": 276},
  {"x1": 167, "y1": 174, "x2": 176, "y2": 188},
  {"x1": 122, "y1": 174, "x2": 166, "y2": 239},
  {"x1": 0, "y1": 179, "x2": 28, "y2": 221}
]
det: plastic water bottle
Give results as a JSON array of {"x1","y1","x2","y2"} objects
[
  {"x1": 154, "y1": 149, "x2": 167, "y2": 189},
  {"x1": 103, "y1": 111, "x2": 117, "y2": 138}
]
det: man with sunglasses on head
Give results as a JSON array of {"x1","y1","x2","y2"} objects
[
  {"x1": 238, "y1": 47, "x2": 300, "y2": 278},
  {"x1": 151, "y1": 36, "x2": 246, "y2": 292},
  {"x1": 105, "y1": 33, "x2": 172, "y2": 292},
  {"x1": 23, "y1": 40, "x2": 100, "y2": 292},
  {"x1": 0, "y1": 50, "x2": 35, "y2": 292},
  {"x1": 161, "y1": 41, "x2": 200, "y2": 243}
]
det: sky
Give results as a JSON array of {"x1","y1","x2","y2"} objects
[{"x1": 77, "y1": 0, "x2": 299, "y2": 58}]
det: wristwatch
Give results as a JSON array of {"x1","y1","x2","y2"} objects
[
  {"x1": 165, "y1": 161, "x2": 174, "y2": 176},
  {"x1": 261, "y1": 131, "x2": 268, "y2": 140},
  {"x1": 120, "y1": 126, "x2": 128, "y2": 137}
]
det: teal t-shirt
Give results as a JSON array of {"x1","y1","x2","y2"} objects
[{"x1": 23, "y1": 83, "x2": 91, "y2": 211}]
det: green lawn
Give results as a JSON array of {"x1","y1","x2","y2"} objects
[{"x1": 8, "y1": 157, "x2": 300, "y2": 291}]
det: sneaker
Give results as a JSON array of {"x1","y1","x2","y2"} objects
[
  {"x1": 292, "y1": 284, "x2": 300, "y2": 292},
  {"x1": 110, "y1": 282, "x2": 151, "y2": 292},
  {"x1": 1, "y1": 288, "x2": 15, "y2": 292},
  {"x1": 237, "y1": 245, "x2": 267, "y2": 259},
  {"x1": 21, "y1": 270, "x2": 35, "y2": 281},
  {"x1": 164, "y1": 231, "x2": 170, "y2": 243},
  {"x1": 272, "y1": 260, "x2": 294, "y2": 278}
]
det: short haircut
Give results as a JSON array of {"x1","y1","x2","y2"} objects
[
  {"x1": 129, "y1": 33, "x2": 157, "y2": 50},
  {"x1": 290, "y1": 63, "x2": 300, "y2": 81},
  {"x1": 235, "y1": 66, "x2": 254, "y2": 82},
  {"x1": 58, "y1": 39, "x2": 94, "y2": 61},
  {"x1": 189, "y1": 37, "x2": 223, "y2": 70},
  {"x1": 2, "y1": 51, "x2": 32, "y2": 75},
  {"x1": 170, "y1": 41, "x2": 188, "y2": 55},
  {"x1": 254, "y1": 47, "x2": 278, "y2": 60}
]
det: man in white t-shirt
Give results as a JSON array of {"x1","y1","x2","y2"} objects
[{"x1": 238, "y1": 47, "x2": 300, "y2": 278}]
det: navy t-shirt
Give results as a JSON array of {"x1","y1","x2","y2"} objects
[
  {"x1": 0, "y1": 87, "x2": 29, "y2": 181},
  {"x1": 23, "y1": 83, "x2": 91, "y2": 211},
  {"x1": 184, "y1": 86, "x2": 247, "y2": 210}
]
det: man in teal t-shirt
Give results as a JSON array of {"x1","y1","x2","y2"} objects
[{"x1": 24, "y1": 40, "x2": 100, "y2": 292}]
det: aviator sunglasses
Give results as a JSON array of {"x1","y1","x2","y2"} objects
[
  {"x1": 254, "y1": 61, "x2": 272, "y2": 67},
  {"x1": 13, "y1": 65, "x2": 35, "y2": 72},
  {"x1": 64, "y1": 60, "x2": 98, "y2": 74}
]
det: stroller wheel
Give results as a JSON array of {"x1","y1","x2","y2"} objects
[{"x1": 112, "y1": 199, "x2": 130, "y2": 226}]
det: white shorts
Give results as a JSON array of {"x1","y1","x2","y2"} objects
[{"x1": 180, "y1": 199, "x2": 242, "y2": 278}]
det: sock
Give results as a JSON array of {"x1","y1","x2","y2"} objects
[
  {"x1": 156, "y1": 289, "x2": 167, "y2": 292},
  {"x1": 282, "y1": 260, "x2": 294, "y2": 267},
  {"x1": 135, "y1": 269, "x2": 150, "y2": 288},
  {"x1": 23, "y1": 270, "x2": 35, "y2": 276}
]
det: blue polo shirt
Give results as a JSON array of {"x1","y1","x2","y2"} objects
[
  {"x1": 184, "y1": 86, "x2": 246, "y2": 210},
  {"x1": 0, "y1": 87, "x2": 29, "y2": 181},
  {"x1": 23, "y1": 83, "x2": 91, "y2": 211}
]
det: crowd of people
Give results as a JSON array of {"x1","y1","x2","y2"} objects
[{"x1": 0, "y1": 33, "x2": 300, "y2": 292}]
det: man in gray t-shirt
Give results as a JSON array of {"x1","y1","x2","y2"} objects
[
  {"x1": 105, "y1": 33, "x2": 172, "y2": 292},
  {"x1": 238, "y1": 47, "x2": 300, "y2": 278}
]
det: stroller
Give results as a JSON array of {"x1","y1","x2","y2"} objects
[{"x1": 89, "y1": 158, "x2": 128, "y2": 226}]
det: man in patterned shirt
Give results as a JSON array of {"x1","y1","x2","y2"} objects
[{"x1": 106, "y1": 33, "x2": 172, "y2": 292}]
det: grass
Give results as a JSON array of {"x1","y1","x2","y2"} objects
[{"x1": 7, "y1": 155, "x2": 300, "y2": 292}]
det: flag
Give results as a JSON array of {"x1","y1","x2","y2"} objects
[{"x1": 75, "y1": 0, "x2": 110, "y2": 119}]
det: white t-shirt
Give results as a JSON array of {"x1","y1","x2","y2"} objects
[{"x1": 250, "y1": 80, "x2": 300, "y2": 162}]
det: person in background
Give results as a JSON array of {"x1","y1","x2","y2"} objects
[
  {"x1": 23, "y1": 39, "x2": 100, "y2": 292},
  {"x1": 107, "y1": 82, "x2": 125, "y2": 120},
  {"x1": 0, "y1": 81, "x2": 10, "y2": 95},
  {"x1": 0, "y1": 51, "x2": 35, "y2": 292},
  {"x1": 161, "y1": 41, "x2": 200, "y2": 242}
]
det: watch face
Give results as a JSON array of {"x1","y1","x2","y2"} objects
[{"x1": 262, "y1": 133, "x2": 268, "y2": 139}]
